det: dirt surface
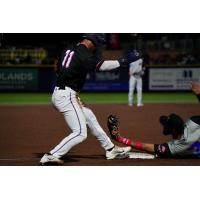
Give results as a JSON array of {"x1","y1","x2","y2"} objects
[{"x1": 0, "y1": 103, "x2": 199, "y2": 166}]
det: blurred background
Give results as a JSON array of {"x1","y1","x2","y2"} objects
[{"x1": 0, "y1": 33, "x2": 200, "y2": 103}]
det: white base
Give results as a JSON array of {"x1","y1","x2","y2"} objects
[{"x1": 128, "y1": 152, "x2": 155, "y2": 159}]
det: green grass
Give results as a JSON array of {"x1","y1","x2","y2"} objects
[
  {"x1": 80, "y1": 92, "x2": 197, "y2": 103},
  {"x1": 0, "y1": 92, "x2": 198, "y2": 105},
  {"x1": 0, "y1": 93, "x2": 52, "y2": 105}
]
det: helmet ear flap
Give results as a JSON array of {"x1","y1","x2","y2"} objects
[{"x1": 162, "y1": 125, "x2": 173, "y2": 135}]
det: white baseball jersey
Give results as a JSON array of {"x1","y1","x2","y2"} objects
[{"x1": 129, "y1": 58, "x2": 143, "y2": 77}]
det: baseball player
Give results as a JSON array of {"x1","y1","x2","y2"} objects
[
  {"x1": 40, "y1": 34, "x2": 135, "y2": 165},
  {"x1": 128, "y1": 50, "x2": 144, "y2": 107},
  {"x1": 107, "y1": 114, "x2": 200, "y2": 158}
]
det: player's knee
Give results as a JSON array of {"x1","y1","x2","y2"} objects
[
  {"x1": 73, "y1": 126, "x2": 87, "y2": 142},
  {"x1": 80, "y1": 126, "x2": 87, "y2": 141},
  {"x1": 80, "y1": 134, "x2": 87, "y2": 142},
  {"x1": 81, "y1": 126, "x2": 87, "y2": 141},
  {"x1": 72, "y1": 120, "x2": 87, "y2": 136},
  {"x1": 79, "y1": 133, "x2": 87, "y2": 142}
]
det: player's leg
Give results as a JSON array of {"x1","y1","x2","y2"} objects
[
  {"x1": 40, "y1": 88, "x2": 87, "y2": 164},
  {"x1": 82, "y1": 107, "x2": 114, "y2": 150},
  {"x1": 136, "y1": 78, "x2": 143, "y2": 106},
  {"x1": 50, "y1": 89, "x2": 87, "y2": 157},
  {"x1": 128, "y1": 76, "x2": 136, "y2": 106},
  {"x1": 82, "y1": 106, "x2": 131, "y2": 159}
]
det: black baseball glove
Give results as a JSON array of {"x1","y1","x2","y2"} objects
[{"x1": 107, "y1": 115, "x2": 120, "y2": 140}]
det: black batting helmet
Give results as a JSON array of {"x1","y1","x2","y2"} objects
[
  {"x1": 82, "y1": 33, "x2": 106, "y2": 47},
  {"x1": 159, "y1": 113, "x2": 184, "y2": 135}
]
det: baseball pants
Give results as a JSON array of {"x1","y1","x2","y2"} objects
[
  {"x1": 128, "y1": 76, "x2": 143, "y2": 106},
  {"x1": 50, "y1": 87, "x2": 114, "y2": 158}
]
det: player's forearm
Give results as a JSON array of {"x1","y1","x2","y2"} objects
[
  {"x1": 116, "y1": 135, "x2": 155, "y2": 153},
  {"x1": 98, "y1": 60, "x2": 120, "y2": 71},
  {"x1": 131, "y1": 141, "x2": 155, "y2": 153}
]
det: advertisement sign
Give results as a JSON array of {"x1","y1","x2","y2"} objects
[
  {"x1": 0, "y1": 68, "x2": 38, "y2": 91},
  {"x1": 83, "y1": 69, "x2": 129, "y2": 91},
  {"x1": 149, "y1": 68, "x2": 200, "y2": 90}
]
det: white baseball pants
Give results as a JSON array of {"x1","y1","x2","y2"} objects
[
  {"x1": 128, "y1": 76, "x2": 143, "y2": 106},
  {"x1": 50, "y1": 87, "x2": 114, "y2": 158}
]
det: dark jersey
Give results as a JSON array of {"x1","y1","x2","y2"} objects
[
  {"x1": 56, "y1": 44, "x2": 103, "y2": 92},
  {"x1": 154, "y1": 143, "x2": 172, "y2": 158}
]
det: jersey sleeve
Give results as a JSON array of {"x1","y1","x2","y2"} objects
[
  {"x1": 154, "y1": 143, "x2": 172, "y2": 158},
  {"x1": 84, "y1": 55, "x2": 104, "y2": 71}
]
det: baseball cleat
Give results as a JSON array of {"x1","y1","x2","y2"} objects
[
  {"x1": 40, "y1": 153, "x2": 64, "y2": 165},
  {"x1": 137, "y1": 104, "x2": 144, "y2": 107},
  {"x1": 106, "y1": 146, "x2": 132, "y2": 160}
]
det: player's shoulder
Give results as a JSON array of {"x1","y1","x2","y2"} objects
[
  {"x1": 76, "y1": 43, "x2": 90, "y2": 52},
  {"x1": 132, "y1": 57, "x2": 143, "y2": 63},
  {"x1": 129, "y1": 58, "x2": 143, "y2": 67}
]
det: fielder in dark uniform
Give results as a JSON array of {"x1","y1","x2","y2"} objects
[
  {"x1": 40, "y1": 34, "x2": 135, "y2": 165},
  {"x1": 107, "y1": 113, "x2": 200, "y2": 158}
]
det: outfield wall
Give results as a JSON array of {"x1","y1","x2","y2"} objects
[
  {"x1": 0, "y1": 65, "x2": 199, "y2": 92},
  {"x1": 148, "y1": 66, "x2": 200, "y2": 91},
  {"x1": 0, "y1": 65, "x2": 56, "y2": 92}
]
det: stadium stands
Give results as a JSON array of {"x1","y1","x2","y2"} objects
[{"x1": 0, "y1": 33, "x2": 200, "y2": 66}]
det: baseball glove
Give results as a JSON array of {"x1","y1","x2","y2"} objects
[{"x1": 107, "y1": 115, "x2": 120, "y2": 140}]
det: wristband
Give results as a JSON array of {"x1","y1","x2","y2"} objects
[
  {"x1": 135, "y1": 141, "x2": 143, "y2": 150},
  {"x1": 117, "y1": 136, "x2": 132, "y2": 146}
]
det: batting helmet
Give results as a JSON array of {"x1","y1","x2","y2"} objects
[
  {"x1": 82, "y1": 33, "x2": 106, "y2": 47},
  {"x1": 159, "y1": 113, "x2": 184, "y2": 135}
]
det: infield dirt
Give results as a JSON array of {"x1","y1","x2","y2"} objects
[{"x1": 0, "y1": 103, "x2": 199, "y2": 166}]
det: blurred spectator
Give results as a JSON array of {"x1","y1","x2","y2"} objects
[
  {"x1": 0, "y1": 47, "x2": 47, "y2": 64},
  {"x1": 0, "y1": 33, "x2": 200, "y2": 66},
  {"x1": 177, "y1": 53, "x2": 198, "y2": 65},
  {"x1": 107, "y1": 33, "x2": 120, "y2": 49},
  {"x1": 161, "y1": 35, "x2": 171, "y2": 50}
]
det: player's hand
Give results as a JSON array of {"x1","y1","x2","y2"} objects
[
  {"x1": 118, "y1": 57, "x2": 128, "y2": 67},
  {"x1": 107, "y1": 115, "x2": 120, "y2": 140},
  {"x1": 191, "y1": 82, "x2": 200, "y2": 95}
]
